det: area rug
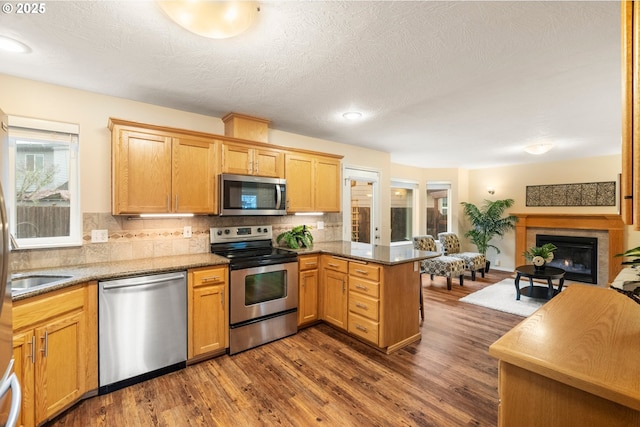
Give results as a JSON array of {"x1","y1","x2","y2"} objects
[{"x1": 459, "y1": 278, "x2": 559, "y2": 317}]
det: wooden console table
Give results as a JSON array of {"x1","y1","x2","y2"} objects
[{"x1": 490, "y1": 285, "x2": 640, "y2": 427}]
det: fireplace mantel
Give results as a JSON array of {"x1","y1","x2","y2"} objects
[{"x1": 514, "y1": 213, "x2": 624, "y2": 283}]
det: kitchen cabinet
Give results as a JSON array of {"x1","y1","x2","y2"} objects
[
  {"x1": 188, "y1": 266, "x2": 229, "y2": 361},
  {"x1": 221, "y1": 141, "x2": 284, "y2": 178},
  {"x1": 347, "y1": 262, "x2": 381, "y2": 345},
  {"x1": 298, "y1": 255, "x2": 319, "y2": 327},
  {"x1": 109, "y1": 118, "x2": 219, "y2": 215},
  {"x1": 285, "y1": 153, "x2": 342, "y2": 213},
  {"x1": 12, "y1": 283, "x2": 97, "y2": 427},
  {"x1": 321, "y1": 256, "x2": 349, "y2": 330},
  {"x1": 622, "y1": 1, "x2": 640, "y2": 228}
]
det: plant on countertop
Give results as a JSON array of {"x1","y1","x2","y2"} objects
[
  {"x1": 523, "y1": 243, "x2": 558, "y2": 263},
  {"x1": 276, "y1": 225, "x2": 314, "y2": 249},
  {"x1": 460, "y1": 198, "x2": 518, "y2": 271},
  {"x1": 614, "y1": 246, "x2": 640, "y2": 268}
]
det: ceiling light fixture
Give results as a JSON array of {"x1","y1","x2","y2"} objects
[
  {"x1": 0, "y1": 36, "x2": 31, "y2": 53},
  {"x1": 342, "y1": 111, "x2": 363, "y2": 121},
  {"x1": 157, "y1": 1, "x2": 260, "y2": 39},
  {"x1": 524, "y1": 143, "x2": 554, "y2": 155}
]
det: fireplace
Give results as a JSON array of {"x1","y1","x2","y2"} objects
[{"x1": 536, "y1": 234, "x2": 598, "y2": 284}]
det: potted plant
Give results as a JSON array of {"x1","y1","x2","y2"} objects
[
  {"x1": 523, "y1": 243, "x2": 558, "y2": 271},
  {"x1": 460, "y1": 198, "x2": 518, "y2": 272},
  {"x1": 276, "y1": 225, "x2": 314, "y2": 249}
]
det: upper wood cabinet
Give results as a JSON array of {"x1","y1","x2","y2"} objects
[
  {"x1": 285, "y1": 152, "x2": 341, "y2": 213},
  {"x1": 221, "y1": 141, "x2": 284, "y2": 177},
  {"x1": 110, "y1": 118, "x2": 219, "y2": 215},
  {"x1": 622, "y1": 1, "x2": 639, "y2": 228}
]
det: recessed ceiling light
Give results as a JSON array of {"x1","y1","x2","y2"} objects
[
  {"x1": 342, "y1": 111, "x2": 363, "y2": 120},
  {"x1": 0, "y1": 36, "x2": 31, "y2": 53},
  {"x1": 524, "y1": 143, "x2": 553, "y2": 155}
]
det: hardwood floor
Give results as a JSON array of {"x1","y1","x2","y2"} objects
[{"x1": 46, "y1": 270, "x2": 520, "y2": 427}]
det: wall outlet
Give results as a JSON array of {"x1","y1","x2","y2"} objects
[
  {"x1": 183, "y1": 226, "x2": 192, "y2": 238},
  {"x1": 495, "y1": 258, "x2": 501, "y2": 266},
  {"x1": 91, "y1": 229, "x2": 108, "y2": 243},
  {"x1": 317, "y1": 221, "x2": 325, "y2": 230}
]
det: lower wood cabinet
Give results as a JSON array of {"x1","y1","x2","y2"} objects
[
  {"x1": 188, "y1": 266, "x2": 229, "y2": 361},
  {"x1": 321, "y1": 256, "x2": 349, "y2": 330},
  {"x1": 298, "y1": 255, "x2": 319, "y2": 327},
  {"x1": 12, "y1": 283, "x2": 97, "y2": 427}
]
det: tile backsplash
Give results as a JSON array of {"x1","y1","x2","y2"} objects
[{"x1": 10, "y1": 212, "x2": 343, "y2": 271}]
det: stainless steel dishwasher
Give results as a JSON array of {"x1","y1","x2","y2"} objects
[{"x1": 98, "y1": 270, "x2": 187, "y2": 394}]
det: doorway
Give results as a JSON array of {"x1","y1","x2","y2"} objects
[{"x1": 343, "y1": 168, "x2": 380, "y2": 245}]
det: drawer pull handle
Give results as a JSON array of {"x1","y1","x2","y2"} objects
[
  {"x1": 355, "y1": 302, "x2": 367, "y2": 309},
  {"x1": 202, "y1": 276, "x2": 221, "y2": 282},
  {"x1": 355, "y1": 284, "x2": 367, "y2": 290},
  {"x1": 305, "y1": 262, "x2": 316, "y2": 266},
  {"x1": 354, "y1": 269, "x2": 369, "y2": 275},
  {"x1": 328, "y1": 263, "x2": 339, "y2": 268},
  {"x1": 355, "y1": 324, "x2": 368, "y2": 332}
]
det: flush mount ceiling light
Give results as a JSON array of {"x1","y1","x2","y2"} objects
[
  {"x1": 157, "y1": 1, "x2": 259, "y2": 39},
  {"x1": 0, "y1": 36, "x2": 31, "y2": 53},
  {"x1": 524, "y1": 143, "x2": 554, "y2": 155},
  {"x1": 342, "y1": 111, "x2": 363, "y2": 120}
]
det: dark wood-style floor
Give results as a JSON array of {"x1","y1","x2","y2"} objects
[{"x1": 47, "y1": 270, "x2": 519, "y2": 427}]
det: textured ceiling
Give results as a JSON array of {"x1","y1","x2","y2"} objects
[{"x1": 0, "y1": 1, "x2": 621, "y2": 169}]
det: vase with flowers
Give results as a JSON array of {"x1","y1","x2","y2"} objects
[{"x1": 523, "y1": 243, "x2": 558, "y2": 271}]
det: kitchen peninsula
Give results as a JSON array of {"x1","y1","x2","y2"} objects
[{"x1": 295, "y1": 241, "x2": 438, "y2": 353}]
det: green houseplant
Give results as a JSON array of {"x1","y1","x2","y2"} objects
[
  {"x1": 614, "y1": 246, "x2": 640, "y2": 268},
  {"x1": 523, "y1": 243, "x2": 558, "y2": 270},
  {"x1": 461, "y1": 198, "x2": 518, "y2": 272},
  {"x1": 276, "y1": 225, "x2": 314, "y2": 249}
]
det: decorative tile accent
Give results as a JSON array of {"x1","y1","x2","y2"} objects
[{"x1": 526, "y1": 181, "x2": 616, "y2": 207}]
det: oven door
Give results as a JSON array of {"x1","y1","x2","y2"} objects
[{"x1": 230, "y1": 261, "x2": 298, "y2": 325}]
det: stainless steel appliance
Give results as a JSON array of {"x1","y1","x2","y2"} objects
[
  {"x1": 0, "y1": 111, "x2": 22, "y2": 426},
  {"x1": 219, "y1": 174, "x2": 287, "y2": 216},
  {"x1": 210, "y1": 225, "x2": 298, "y2": 354},
  {"x1": 98, "y1": 271, "x2": 187, "y2": 394}
]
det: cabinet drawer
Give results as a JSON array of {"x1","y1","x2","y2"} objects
[
  {"x1": 324, "y1": 257, "x2": 348, "y2": 273},
  {"x1": 349, "y1": 263, "x2": 380, "y2": 281},
  {"x1": 299, "y1": 255, "x2": 319, "y2": 271},
  {"x1": 349, "y1": 277, "x2": 380, "y2": 298},
  {"x1": 348, "y1": 312, "x2": 379, "y2": 345},
  {"x1": 192, "y1": 267, "x2": 227, "y2": 286},
  {"x1": 349, "y1": 292, "x2": 379, "y2": 321}
]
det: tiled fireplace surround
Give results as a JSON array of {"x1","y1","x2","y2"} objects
[
  {"x1": 10, "y1": 212, "x2": 342, "y2": 272},
  {"x1": 514, "y1": 213, "x2": 625, "y2": 286}
]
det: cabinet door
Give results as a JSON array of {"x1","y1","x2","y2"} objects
[
  {"x1": 222, "y1": 142, "x2": 252, "y2": 175},
  {"x1": 35, "y1": 312, "x2": 84, "y2": 424},
  {"x1": 113, "y1": 127, "x2": 172, "y2": 214},
  {"x1": 315, "y1": 157, "x2": 341, "y2": 212},
  {"x1": 172, "y1": 136, "x2": 218, "y2": 213},
  {"x1": 322, "y1": 269, "x2": 348, "y2": 330},
  {"x1": 254, "y1": 148, "x2": 284, "y2": 178},
  {"x1": 285, "y1": 153, "x2": 314, "y2": 212},
  {"x1": 13, "y1": 330, "x2": 35, "y2": 427},
  {"x1": 191, "y1": 283, "x2": 227, "y2": 357},
  {"x1": 299, "y1": 269, "x2": 319, "y2": 326}
]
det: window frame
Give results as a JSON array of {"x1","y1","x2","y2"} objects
[
  {"x1": 6, "y1": 115, "x2": 82, "y2": 249},
  {"x1": 390, "y1": 179, "x2": 418, "y2": 246}
]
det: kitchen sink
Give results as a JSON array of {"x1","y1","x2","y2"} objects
[{"x1": 11, "y1": 274, "x2": 73, "y2": 291}]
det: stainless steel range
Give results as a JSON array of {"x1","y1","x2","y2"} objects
[{"x1": 210, "y1": 225, "x2": 298, "y2": 355}]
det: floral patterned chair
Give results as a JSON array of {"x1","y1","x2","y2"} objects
[
  {"x1": 413, "y1": 235, "x2": 465, "y2": 292},
  {"x1": 438, "y1": 232, "x2": 486, "y2": 281}
]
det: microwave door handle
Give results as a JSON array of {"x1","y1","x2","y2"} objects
[{"x1": 275, "y1": 184, "x2": 282, "y2": 209}]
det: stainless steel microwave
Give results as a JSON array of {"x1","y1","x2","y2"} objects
[{"x1": 219, "y1": 174, "x2": 287, "y2": 216}]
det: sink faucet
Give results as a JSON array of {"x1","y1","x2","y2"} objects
[{"x1": 9, "y1": 233, "x2": 18, "y2": 250}]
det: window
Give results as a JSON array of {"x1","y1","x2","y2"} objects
[
  {"x1": 390, "y1": 180, "x2": 418, "y2": 245},
  {"x1": 426, "y1": 182, "x2": 451, "y2": 238},
  {"x1": 5, "y1": 116, "x2": 81, "y2": 248}
]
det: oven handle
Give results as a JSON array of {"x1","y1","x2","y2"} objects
[{"x1": 275, "y1": 184, "x2": 282, "y2": 209}]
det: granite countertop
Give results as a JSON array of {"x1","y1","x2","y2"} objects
[
  {"x1": 288, "y1": 241, "x2": 439, "y2": 265},
  {"x1": 11, "y1": 253, "x2": 229, "y2": 301}
]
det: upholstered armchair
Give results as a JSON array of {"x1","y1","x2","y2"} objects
[
  {"x1": 437, "y1": 232, "x2": 486, "y2": 281},
  {"x1": 413, "y1": 235, "x2": 465, "y2": 291}
]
